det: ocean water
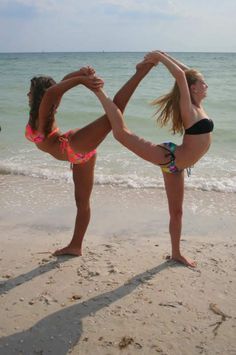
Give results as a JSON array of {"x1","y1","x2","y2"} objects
[{"x1": 0, "y1": 52, "x2": 236, "y2": 193}]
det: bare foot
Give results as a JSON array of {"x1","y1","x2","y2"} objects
[
  {"x1": 53, "y1": 246, "x2": 82, "y2": 257},
  {"x1": 171, "y1": 254, "x2": 197, "y2": 268}
]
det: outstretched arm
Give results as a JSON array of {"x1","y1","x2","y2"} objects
[
  {"x1": 145, "y1": 51, "x2": 186, "y2": 83},
  {"x1": 160, "y1": 52, "x2": 190, "y2": 71},
  {"x1": 62, "y1": 66, "x2": 96, "y2": 80},
  {"x1": 45, "y1": 74, "x2": 103, "y2": 101},
  {"x1": 38, "y1": 75, "x2": 103, "y2": 132}
]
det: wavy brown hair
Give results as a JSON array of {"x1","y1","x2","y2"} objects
[
  {"x1": 28, "y1": 76, "x2": 56, "y2": 136},
  {"x1": 152, "y1": 69, "x2": 202, "y2": 135}
]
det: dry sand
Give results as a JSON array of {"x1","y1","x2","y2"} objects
[{"x1": 0, "y1": 175, "x2": 236, "y2": 355}]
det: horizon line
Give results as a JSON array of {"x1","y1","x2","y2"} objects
[{"x1": 0, "y1": 50, "x2": 236, "y2": 54}]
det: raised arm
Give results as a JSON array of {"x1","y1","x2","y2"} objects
[
  {"x1": 38, "y1": 75, "x2": 103, "y2": 132},
  {"x1": 62, "y1": 66, "x2": 96, "y2": 80},
  {"x1": 145, "y1": 51, "x2": 193, "y2": 122},
  {"x1": 44, "y1": 75, "x2": 102, "y2": 100},
  {"x1": 160, "y1": 52, "x2": 190, "y2": 71}
]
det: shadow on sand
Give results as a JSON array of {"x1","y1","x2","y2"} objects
[
  {"x1": 0, "y1": 260, "x2": 179, "y2": 354},
  {"x1": 0, "y1": 256, "x2": 71, "y2": 296}
]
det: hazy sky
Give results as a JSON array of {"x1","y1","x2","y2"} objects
[{"x1": 0, "y1": 0, "x2": 235, "y2": 52}]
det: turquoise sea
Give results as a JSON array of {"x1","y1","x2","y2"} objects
[{"x1": 0, "y1": 52, "x2": 236, "y2": 192}]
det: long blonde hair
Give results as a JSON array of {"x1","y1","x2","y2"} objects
[{"x1": 152, "y1": 69, "x2": 202, "y2": 135}]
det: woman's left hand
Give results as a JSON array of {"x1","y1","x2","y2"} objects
[
  {"x1": 79, "y1": 66, "x2": 96, "y2": 76},
  {"x1": 80, "y1": 75, "x2": 104, "y2": 91},
  {"x1": 144, "y1": 51, "x2": 162, "y2": 65}
]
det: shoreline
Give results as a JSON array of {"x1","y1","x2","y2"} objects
[
  {"x1": 1, "y1": 174, "x2": 235, "y2": 238},
  {"x1": 0, "y1": 174, "x2": 236, "y2": 354}
]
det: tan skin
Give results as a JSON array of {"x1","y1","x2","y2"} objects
[
  {"x1": 27, "y1": 63, "x2": 154, "y2": 256},
  {"x1": 93, "y1": 51, "x2": 212, "y2": 268}
]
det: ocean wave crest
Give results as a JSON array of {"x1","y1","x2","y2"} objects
[{"x1": 1, "y1": 162, "x2": 235, "y2": 193}]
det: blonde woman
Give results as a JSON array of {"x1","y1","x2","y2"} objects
[{"x1": 94, "y1": 51, "x2": 214, "y2": 267}]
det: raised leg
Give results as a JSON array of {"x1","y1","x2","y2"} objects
[
  {"x1": 162, "y1": 171, "x2": 197, "y2": 267},
  {"x1": 53, "y1": 154, "x2": 96, "y2": 256}
]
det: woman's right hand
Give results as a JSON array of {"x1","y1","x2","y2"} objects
[
  {"x1": 144, "y1": 51, "x2": 162, "y2": 65},
  {"x1": 80, "y1": 75, "x2": 104, "y2": 91},
  {"x1": 78, "y1": 66, "x2": 96, "y2": 76}
]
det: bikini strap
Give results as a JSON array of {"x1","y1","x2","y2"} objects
[{"x1": 157, "y1": 144, "x2": 175, "y2": 166}]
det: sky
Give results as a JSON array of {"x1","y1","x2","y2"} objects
[{"x1": 0, "y1": 0, "x2": 235, "y2": 52}]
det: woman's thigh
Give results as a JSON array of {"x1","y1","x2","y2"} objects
[
  {"x1": 69, "y1": 115, "x2": 111, "y2": 153},
  {"x1": 162, "y1": 170, "x2": 184, "y2": 214},
  {"x1": 72, "y1": 154, "x2": 97, "y2": 204}
]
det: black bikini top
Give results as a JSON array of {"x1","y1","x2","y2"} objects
[{"x1": 185, "y1": 118, "x2": 214, "y2": 135}]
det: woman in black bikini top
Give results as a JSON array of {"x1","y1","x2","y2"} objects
[{"x1": 93, "y1": 51, "x2": 213, "y2": 268}]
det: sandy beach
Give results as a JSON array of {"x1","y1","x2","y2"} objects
[{"x1": 0, "y1": 174, "x2": 236, "y2": 355}]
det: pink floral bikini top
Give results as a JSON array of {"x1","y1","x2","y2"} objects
[
  {"x1": 25, "y1": 123, "x2": 59, "y2": 143},
  {"x1": 25, "y1": 124, "x2": 96, "y2": 165}
]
